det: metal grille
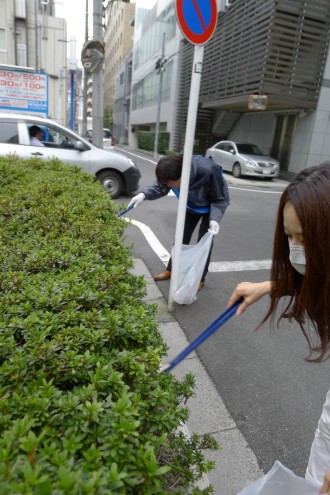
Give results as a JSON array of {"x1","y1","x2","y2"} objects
[
  {"x1": 174, "y1": 0, "x2": 330, "y2": 152},
  {"x1": 200, "y1": 0, "x2": 330, "y2": 111}
]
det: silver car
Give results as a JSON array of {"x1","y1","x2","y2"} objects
[
  {"x1": 206, "y1": 141, "x2": 280, "y2": 179},
  {"x1": 84, "y1": 128, "x2": 115, "y2": 149},
  {"x1": 0, "y1": 113, "x2": 140, "y2": 198}
]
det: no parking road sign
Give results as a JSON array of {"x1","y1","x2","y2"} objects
[{"x1": 176, "y1": 0, "x2": 218, "y2": 45}]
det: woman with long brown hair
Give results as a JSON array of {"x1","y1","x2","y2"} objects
[{"x1": 228, "y1": 162, "x2": 330, "y2": 493}]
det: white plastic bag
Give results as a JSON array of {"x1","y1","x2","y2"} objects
[
  {"x1": 173, "y1": 231, "x2": 213, "y2": 305},
  {"x1": 237, "y1": 460, "x2": 319, "y2": 495}
]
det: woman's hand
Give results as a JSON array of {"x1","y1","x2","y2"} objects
[
  {"x1": 227, "y1": 281, "x2": 271, "y2": 315},
  {"x1": 320, "y1": 469, "x2": 330, "y2": 494}
]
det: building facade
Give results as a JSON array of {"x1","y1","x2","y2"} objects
[
  {"x1": 113, "y1": 51, "x2": 132, "y2": 144},
  {"x1": 129, "y1": 0, "x2": 182, "y2": 151},
  {"x1": 103, "y1": 0, "x2": 135, "y2": 133},
  {"x1": 176, "y1": 0, "x2": 330, "y2": 174},
  {"x1": 0, "y1": 0, "x2": 68, "y2": 124}
]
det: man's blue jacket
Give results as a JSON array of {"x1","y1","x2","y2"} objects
[{"x1": 141, "y1": 155, "x2": 230, "y2": 223}]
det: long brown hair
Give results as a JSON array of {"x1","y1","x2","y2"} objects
[{"x1": 261, "y1": 162, "x2": 330, "y2": 362}]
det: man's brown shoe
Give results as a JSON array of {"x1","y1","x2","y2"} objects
[
  {"x1": 153, "y1": 270, "x2": 171, "y2": 281},
  {"x1": 198, "y1": 281, "x2": 205, "y2": 290}
]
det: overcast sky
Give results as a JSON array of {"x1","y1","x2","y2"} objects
[{"x1": 55, "y1": 1, "x2": 92, "y2": 56}]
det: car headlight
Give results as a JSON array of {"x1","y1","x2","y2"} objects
[
  {"x1": 245, "y1": 159, "x2": 257, "y2": 167},
  {"x1": 128, "y1": 159, "x2": 135, "y2": 167}
]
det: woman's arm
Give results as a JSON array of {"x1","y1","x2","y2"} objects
[
  {"x1": 228, "y1": 281, "x2": 272, "y2": 315},
  {"x1": 320, "y1": 470, "x2": 330, "y2": 494}
]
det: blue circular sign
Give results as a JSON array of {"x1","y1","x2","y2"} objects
[{"x1": 176, "y1": 0, "x2": 218, "y2": 45}]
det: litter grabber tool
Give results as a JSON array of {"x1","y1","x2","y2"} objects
[
  {"x1": 117, "y1": 204, "x2": 134, "y2": 217},
  {"x1": 160, "y1": 297, "x2": 243, "y2": 373}
]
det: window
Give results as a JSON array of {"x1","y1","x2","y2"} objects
[
  {"x1": 0, "y1": 27, "x2": 6, "y2": 51},
  {"x1": 17, "y1": 43, "x2": 27, "y2": 66},
  {"x1": 27, "y1": 123, "x2": 81, "y2": 150},
  {"x1": 132, "y1": 60, "x2": 173, "y2": 110},
  {"x1": 0, "y1": 122, "x2": 19, "y2": 144},
  {"x1": 133, "y1": 3, "x2": 176, "y2": 70}
]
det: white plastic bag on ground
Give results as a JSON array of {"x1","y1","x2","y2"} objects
[
  {"x1": 173, "y1": 231, "x2": 213, "y2": 305},
  {"x1": 237, "y1": 460, "x2": 320, "y2": 495}
]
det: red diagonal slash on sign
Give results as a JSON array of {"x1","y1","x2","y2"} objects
[
  {"x1": 192, "y1": 0, "x2": 207, "y2": 32},
  {"x1": 176, "y1": 0, "x2": 218, "y2": 45}
]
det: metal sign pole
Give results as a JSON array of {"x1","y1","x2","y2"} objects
[
  {"x1": 168, "y1": 44, "x2": 204, "y2": 311},
  {"x1": 92, "y1": 0, "x2": 104, "y2": 148}
]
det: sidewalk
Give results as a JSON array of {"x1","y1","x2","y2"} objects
[{"x1": 131, "y1": 258, "x2": 263, "y2": 495}]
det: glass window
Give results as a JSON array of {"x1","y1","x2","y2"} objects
[
  {"x1": 28, "y1": 123, "x2": 83, "y2": 150},
  {"x1": 132, "y1": 60, "x2": 173, "y2": 110},
  {"x1": 0, "y1": 122, "x2": 19, "y2": 144},
  {"x1": 237, "y1": 143, "x2": 264, "y2": 155},
  {"x1": 133, "y1": 3, "x2": 176, "y2": 70},
  {"x1": 0, "y1": 27, "x2": 6, "y2": 51}
]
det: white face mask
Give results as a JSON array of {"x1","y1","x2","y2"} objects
[{"x1": 288, "y1": 239, "x2": 306, "y2": 275}]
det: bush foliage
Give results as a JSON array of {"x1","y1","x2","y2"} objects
[
  {"x1": 0, "y1": 156, "x2": 218, "y2": 494},
  {"x1": 137, "y1": 131, "x2": 170, "y2": 155}
]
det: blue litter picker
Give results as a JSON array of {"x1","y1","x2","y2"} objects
[
  {"x1": 160, "y1": 297, "x2": 243, "y2": 373},
  {"x1": 117, "y1": 204, "x2": 134, "y2": 217}
]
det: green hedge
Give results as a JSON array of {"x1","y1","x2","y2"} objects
[
  {"x1": 0, "y1": 156, "x2": 218, "y2": 494},
  {"x1": 137, "y1": 131, "x2": 170, "y2": 155}
]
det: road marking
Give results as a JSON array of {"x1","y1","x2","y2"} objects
[
  {"x1": 209, "y1": 260, "x2": 271, "y2": 272},
  {"x1": 128, "y1": 218, "x2": 171, "y2": 265},
  {"x1": 226, "y1": 186, "x2": 282, "y2": 194},
  {"x1": 118, "y1": 149, "x2": 157, "y2": 165},
  {"x1": 126, "y1": 218, "x2": 271, "y2": 272}
]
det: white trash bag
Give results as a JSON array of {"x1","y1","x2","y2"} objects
[
  {"x1": 173, "y1": 231, "x2": 213, "y2": 305},
  {"x1": 237, "y1": 460, "x2": 320, "y2": 495}
]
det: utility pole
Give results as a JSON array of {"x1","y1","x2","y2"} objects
[
  {"x1": 69, "y1": 36, "x2": 77, "y2": 130},
  {"x1": 82, "y1": 0, "x2": 89, "y2": 137},
  {"x1": 92, "y1": 0, "x2": 104, "y2": 147},
  {"x1": 153, "y1": 32, "x2": 166, "y2": 159}
]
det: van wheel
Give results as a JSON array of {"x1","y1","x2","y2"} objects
[
  {"x1": 232, "y1": 163, "x2": 242, "y2": 178},
  {"x1": 97, "y1": 170, "x2": 123, "y2": 199}
]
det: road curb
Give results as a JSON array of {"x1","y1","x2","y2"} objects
[{"x1": 131, "y1": 258, "x2": 263, "y2": 495}]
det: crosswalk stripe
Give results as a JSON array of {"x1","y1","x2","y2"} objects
[{"x1": 127, "y1": 218, "x2": 271, "y2": 273}]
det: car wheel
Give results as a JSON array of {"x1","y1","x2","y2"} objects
[
  {"x1": 97, "y1": 170, "x2": 123, "y2": 199},
  {"x1": 232, "y1": 163, "x2": 241, "y2": 178}
]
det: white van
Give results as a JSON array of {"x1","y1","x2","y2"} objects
[{"x1": 0, "y1": 113, "x2": 140, "y2": 198}]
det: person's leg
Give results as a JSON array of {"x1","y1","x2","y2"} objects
[
  {"x1": 198, "y1": 214, "x2": 214, "y2": 282},
  {"x1": 165, "y1": 210, "x2": 201, "y2": 272}
]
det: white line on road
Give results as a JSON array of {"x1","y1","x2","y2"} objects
[
  {"x1": 127, "y1": 218, "x2": 271, "y2": 272},
  {"x1": 225, "y1": 186, "x2": 282, "y2": 194},
  {"x1": 209, "y1": 260, "x2": 271, "y2": 272},
  {"x1": 118, "y1": 149, "x2": 157, "y2": 165},
  {"x1": 128, "y1": 218, "x2": 170, "y2": 265}
]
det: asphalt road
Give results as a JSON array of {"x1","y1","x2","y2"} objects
[{"x1": 115, "y1": 148, "x2": 330, "y2": 478}]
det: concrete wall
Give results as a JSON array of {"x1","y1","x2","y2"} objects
[
  {"x1": 229, "y1": 112, "x2": 276, "y2": 156},
  {"x1": 291, "y1": 50, "x2": 330, "y2": 172}
]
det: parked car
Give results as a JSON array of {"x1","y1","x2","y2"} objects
[
  {"x1": 0, "y1": 113, "x2": 140, "y2": 198},
  {"x1": 85, "y1": 128, "x2": 115, "y2": 148},
  {"x1": 206, "y1": 141, "x2": 280, "y2": 179}
]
